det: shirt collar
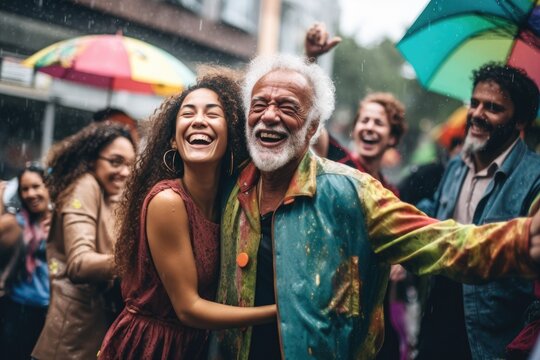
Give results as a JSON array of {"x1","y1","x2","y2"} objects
[{"x1": 237, "y1": 150, "x2": 317, "y2": 200}]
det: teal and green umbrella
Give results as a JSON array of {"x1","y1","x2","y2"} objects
[{"x1": 397, "y1": 0, "x2": 540, "y2": 102}]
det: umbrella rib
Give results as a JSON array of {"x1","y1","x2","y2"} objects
[
  {"x1": 498, "y1": 1, "x2": 530, "y2": 25},
  {"x1": 504, "y1": 0, "x2": 540, "y2": 34}
]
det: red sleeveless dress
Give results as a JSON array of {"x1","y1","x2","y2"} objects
[{"x1": 99, "y1": 179, "x2": 220, "y2": 359}]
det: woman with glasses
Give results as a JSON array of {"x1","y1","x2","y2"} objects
[
  {"x1": 32, "y1": 122, "x2": 136, "y2": 360},
  {"x1": 0, "y1": 163, "x2": 51, "y2": 360}
]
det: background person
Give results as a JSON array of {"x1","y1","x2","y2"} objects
[
  {"x1": 416, "y1": 63, "x2": 540, "y2": 360},
  {"x1": 398, "y1": 136, "x2": 463, "y2": 207},
  {"x1": 0, "y1": 163, "x2": 51, "y2": 360},
  {"x1": 306, "y1": 22, "x2": 411, "y2": 359},
  {"x1": 32, "y1": 122, "x2": 136, "y2": 360}
]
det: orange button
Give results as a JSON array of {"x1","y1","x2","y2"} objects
[{"x1": 236, "y1": 252, "x2": 249, "y2": 268}]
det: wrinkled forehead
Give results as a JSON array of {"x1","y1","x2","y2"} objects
[{"x1": 252, "y1": 69, "x2": 314, "y2": 101}]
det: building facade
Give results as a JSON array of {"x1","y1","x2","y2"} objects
[{"x1": 0, "y1": 0, "x2": 339, "y2": 178}]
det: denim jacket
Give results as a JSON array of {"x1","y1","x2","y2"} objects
[
  {"x1": 424, "y1": 139, "x2": 540, "y2": 359},
  {"x1": 209, "y1": 151, "x2": 537, "y2": 360}
]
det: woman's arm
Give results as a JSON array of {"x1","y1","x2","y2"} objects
[
  {"x1": 147, "y1": 189, "x2": 276, "y2": 330},
  {"x1": 0, "y1": 213, "x2": 21, "y2": 250},
  {"x1": 63, "y1": 213, "x2": 114, "y2": 283},
  {"x1": 62, "y1": 174, "x2": 114, "y2": 283}
]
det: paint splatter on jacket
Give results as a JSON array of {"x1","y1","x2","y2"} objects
[{"x1": 210, "y1": 151, "x2": 537, "y2": 360}]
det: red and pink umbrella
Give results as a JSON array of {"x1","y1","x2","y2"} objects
[{"x1": 23, "y1": 33, "x2": 195, "y2": 96}]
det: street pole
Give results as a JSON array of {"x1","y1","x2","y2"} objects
[
  {"x1": 40, "y1": 99, "x2": 56, "y2": 160},
  {"x1": 258, "y1": 0, "x2": 282, "y2": 55}
]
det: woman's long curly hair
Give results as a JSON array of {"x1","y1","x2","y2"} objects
[
  {"x1": 45, "y1": 122, "x2": 135, "y2": 210},
  {"x1": 115, "y1": 73, "x2": 249, "y2": 276}
]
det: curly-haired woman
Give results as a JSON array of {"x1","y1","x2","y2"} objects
[
  {"x1": 98, "y1": 73, "x2": 276, "y2": 359},
  {"x1": 32, "y1": 122, "x2": 136, "y2": 360}
]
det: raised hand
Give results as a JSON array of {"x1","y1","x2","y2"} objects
[{"x1": 305, "y1": 22, "x2": 342, "y2": 62}]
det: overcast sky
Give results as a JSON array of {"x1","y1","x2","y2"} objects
[{"x1": 338, "y1": 0, "x2": 430, "y2": 45}]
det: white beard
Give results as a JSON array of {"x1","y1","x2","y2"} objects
[
  {"x1": 246, "y1": 120, "x2": 310, "y2": 172},
  {"x1": 462, "y1": 132, "x2": 488, "y2": 157}
]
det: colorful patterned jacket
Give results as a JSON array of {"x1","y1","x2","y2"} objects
[{"x1": 209, "y1": 151, "x2": 537, "y2": 360}]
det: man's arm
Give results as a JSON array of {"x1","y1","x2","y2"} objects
[
  {"x1": 304, "y1": 22, "x2": 341, "y2": 63},
  {"x1": 356, "y1": 173, "x2": 539, "y2": 281},
  {"x1": 305, "y1": 23, "x2": 341, "y2": 158}
]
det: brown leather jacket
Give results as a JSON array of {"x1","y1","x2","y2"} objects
[{"x1": 32, "y1": 173, "x2": 119, "y2": 360}]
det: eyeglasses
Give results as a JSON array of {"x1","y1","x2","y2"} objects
[{"x1": 98, "y1": 156, "x2": 133, "y2": 169}]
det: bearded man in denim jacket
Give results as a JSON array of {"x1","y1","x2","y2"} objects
[{"x1": 417, "y1": 63, "x2": 540, "y2": 360}]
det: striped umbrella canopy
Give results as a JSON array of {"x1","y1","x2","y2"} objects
[
  {"x1": 23, "y1": 33, "x2": 196, "y2": 96},
  {"x1": 397, "y1": 0, "x2": 540, "y2": 102},
  {"x1": 432, "y1": 106, "x2": 468, "y2": 149}
]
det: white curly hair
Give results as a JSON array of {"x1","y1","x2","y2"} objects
[{"x1": 242, "y1": 54, "x2": 335, "y2": 143}]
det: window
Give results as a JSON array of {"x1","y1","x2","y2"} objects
[
  {"x1": 221, "y1": 0, "x2": 259, "y2": 34},
  {"x1": 167, "y1": 0, "x2": 204, "y2": 14}
]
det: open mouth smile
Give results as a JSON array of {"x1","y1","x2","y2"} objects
[
  {"x1": 467, "y1": 118, "x2": 492, "y2": 138},
  {"x1": 469, "y1": 124, "x2": 488, "y2": 136},
  {"x1": 359, "y1": 133, "x2": 380, "y2": 145},
  {"x1": 256, "y1": 130, "x2": 287, "y2": 146},
  {"x1": 28, "y1": 199, "x2": 42, "y2": 208},
  {"x1": 187, "y1": 133, "x2": 214, "y2": 146}
]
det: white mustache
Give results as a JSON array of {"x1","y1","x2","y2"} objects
[{"x1": 249, "y1": 122, "x2": 289, "y2": 136}]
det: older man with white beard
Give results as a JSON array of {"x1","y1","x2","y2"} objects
[
  {"x1": 416, "y1": 63, "x2": 540, "y2": 360},
  {"x1": 209, "y1": 55, "x2": 540, "y2": 360}
]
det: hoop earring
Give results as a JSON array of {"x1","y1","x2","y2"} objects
[
  {"x1": 163, "y1": 148, "x2": 178, "y2": 173},
  {"x1": 229, "y1": 151, "x2": 234, "y2": 176}
]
